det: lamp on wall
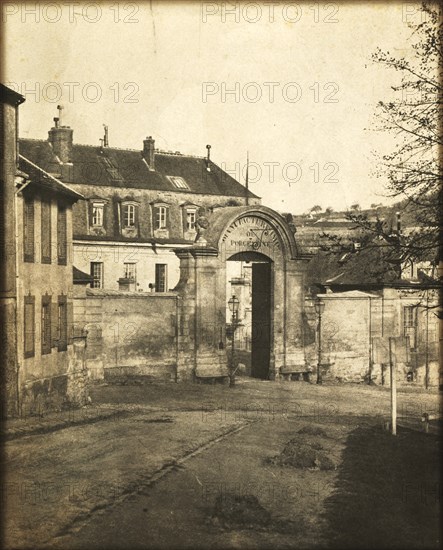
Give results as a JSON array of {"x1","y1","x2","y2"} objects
[
  {"x1": 314, "y1": 297, "x2": 325, "y2": 385},
  {"x1": 227, "y1": 295, "x2": 240, "y2": 387},
  {"x1": 228, "y1": 295, "x2": 240, "y2": 318}
]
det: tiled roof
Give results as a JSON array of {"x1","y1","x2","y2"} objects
[
  {"x1": 73, "y1": 266, "x2": 93, "y2": 284},
  {"x1": 18, "y1": 155, "x2": 84, "y2": 201},
  {"x1": 306, "y1": 247, "x2": 400, "y2": 287},
  {"x1": 19, "y1": 139, "x2": 259, "y2": 199},
  {"x1": 307, "y1": 247, "x2": 440, "y2": 289}
]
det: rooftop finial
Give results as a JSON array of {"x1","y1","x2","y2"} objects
[
  {"x1": 206, "y1": 144, "x2": 211, "y2": 172},
  {"x1": 103, "y1": 124, "x2": 109, "y2": 147}
]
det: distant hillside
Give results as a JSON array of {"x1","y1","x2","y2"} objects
[{"x1": 280, "y1": 201, "x2": 422, "y2": 254}]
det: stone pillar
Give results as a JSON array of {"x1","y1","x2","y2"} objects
[
  {"x1": 277, "y1": 259, "x2": 308, "y2": 378},
  {"x1": 174, "y1": 249, "x2": 196, "y2": 381},
  {"x1": 193, "y1": 247, "x2": 228, "y2": 378},
  {"x1": 174, "y1": 247, "x2": 228, "y2": 381}
]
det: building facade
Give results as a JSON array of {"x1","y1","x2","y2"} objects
[
  {"x1": 304, "y1": 234, "x2": 441, "y2": 386},
  {"x1": 1, "y1": 85, "x2": 88, "y2": 417},
  {"x1": 20, "y1": 118, "x2": 260, "y2": 294}
]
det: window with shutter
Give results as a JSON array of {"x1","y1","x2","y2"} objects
[
  {"x1": 57, "y1": 203, "x2": 67, "y2": 265},
  {"x1": 57, "y1": 295, "x2": 68, "y2": 352},
  {"x1": 24, "y1": 295, "x2": 35, "y2": 358},
  {"x1": 23, "y1": 196, "x2": 35, "y2": 263},
  {"x1": 41, "y1": 198, "x2": 52, "y2": 264},
  {"x1": 41, "y1": 295, "x2": 51, "y2": 355}
]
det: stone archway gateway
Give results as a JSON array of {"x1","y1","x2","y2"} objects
[{"x1": 174, "y1": 206, "x2": 311, "y2": 381}]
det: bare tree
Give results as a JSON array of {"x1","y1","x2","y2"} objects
[{"x1": 327, "y1": 3, "x2": 442, "y2": 271}]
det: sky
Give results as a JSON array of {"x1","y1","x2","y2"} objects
[{"x1": 3, "y1": 1, "x2": 422, "y2": 213}]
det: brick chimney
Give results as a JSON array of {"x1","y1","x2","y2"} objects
[
  {"x1": 48, "y1": 106, "x2": 73, "y2": 163},
  {"x1": 143, "y1": 136, "x2": 155, "y2": 170}
]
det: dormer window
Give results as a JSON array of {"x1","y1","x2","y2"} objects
[
  {"x1": 186, "y1": 210, "x2": 196, "y2": 231},
  {"x1": 120, "y1": 201, "x2": 139, "y2": 236},
  {"x1": 123, "y1": 203, "x2": 136, "y2": 228},
  {"x1": 167, "y1": 176, "x2": 189, "y2": 190},
  {"x1": 155, "y1": 205, "x2": 168, "y2": 229},
  {"x1": 92, "y1": 202, "x2": 104, "y2": 226},
  {"x1": 181, "y1": 203, "x2": 198, "y2": 239},
  {"x1": 151, "y1": 202, "x2": 170, "y2": 238}
]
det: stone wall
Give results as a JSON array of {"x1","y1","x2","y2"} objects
[
  {"x1": 74, "y1": 289, "x2": 178, "y2": 382},
  {"x1": 307, "y1": 289, "x2": 440, "y2": 386}
]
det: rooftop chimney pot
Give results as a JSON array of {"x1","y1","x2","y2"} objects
[
  {"x1": 48, "y1": 107, "x2": 73, "y2": 163},
  {"x1": 143, "y1": 136, "x2": 155, "y2": 171}
]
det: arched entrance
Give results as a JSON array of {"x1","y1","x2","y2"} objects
[
  {"x1": 173, "y1": 206, "x2": 310, "y2": 382},
  {"x1": 227, "y1": 251, "x2": 273, "y2": 380}
]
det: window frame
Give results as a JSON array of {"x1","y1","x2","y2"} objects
[
  {"x1": 57, "y1": 295, "x2": 68, "y2": 352},
  {"x1": 122, "y1": 203, "x2": 136, "y2": 228},
  {"x1": 91, "y1": 202, "x2": 104, "y2": 227},
  {"x1": 41, "y1": 197, "x2": 52, "y2": 264},
  {"x1": 155, "y1": 263, "x2": 167, "y2": 293},
  {"x1": 186, "y1": 209, "x2": 197, "y2": 231},
  {"x1": 24, "y1": 295, "x2": 35, "y2": 358},
  {"x1": 23, "y1": 195, "x2": 35, "y2": 263},
  {"x1": 167, "y1": 175, "x2": 189, "y2": 190},
  {"x1": 123, "y1": 262, "x2": 137, "y2": 281},
  {"x1": 154, "y1": 205, "x2": 168, "y2": 230},
  {"x1": 57, "y1": 202, "x2": 67, "y2": 266},
  {"x1": 41, "y1": 295, "x2": 52, "y2": 355},
  {"x1": 403, "y1": 305, "x2": 418, "y2": 351},
  {"x1": 90, "y1": 262, "x2": 104, "y2": 289},
  {"x1": 403, "y1": 305, "x2": 417, "y2": 329}
]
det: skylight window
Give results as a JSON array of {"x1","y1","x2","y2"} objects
[{"x1": 167, "y1": 176, "x2": 189, "y2": 190}]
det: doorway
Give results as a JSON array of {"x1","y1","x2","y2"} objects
[{"x1": 227, "y1": 252, "x2": 272, "y2": 380}]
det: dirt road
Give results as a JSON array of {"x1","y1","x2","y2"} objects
[{"x1": 3, "y1": 380, "x2": 441, "y2": 549}]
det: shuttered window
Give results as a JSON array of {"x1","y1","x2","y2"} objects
[
  {"x1": 41, "y1": 197, "x2": 52, "y2": 264},
  {"x1": 23, "y1": 196, "x2": 35, "y2": 262},
  {"x1": 57, "y1": 295, "x2": 68, "y2": 352},
  {"x1": 57, "y1": 203, "x2": 67, "y2": 265},
  {"x1": 24, "y1": 295, "x2": 35, "y2": 358},
  {"x1": 41, "y1": 295, "x2": 51, "y2": 355}
]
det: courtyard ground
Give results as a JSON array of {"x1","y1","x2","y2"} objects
[{"x1": 1, "y1": 379, "x2": 441, "y2": 549}]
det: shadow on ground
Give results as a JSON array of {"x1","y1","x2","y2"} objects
[{"x1": 323, "y1": 424, "x2": 441, "y2": 549}]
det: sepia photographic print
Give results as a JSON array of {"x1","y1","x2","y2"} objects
[{"x1": 0, "y1": 1, "x2": 441, "y2": 548}]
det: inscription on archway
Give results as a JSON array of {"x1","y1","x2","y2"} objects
[{"x1": 222, "y1": 216, "x2": 281, "y2": 253}]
